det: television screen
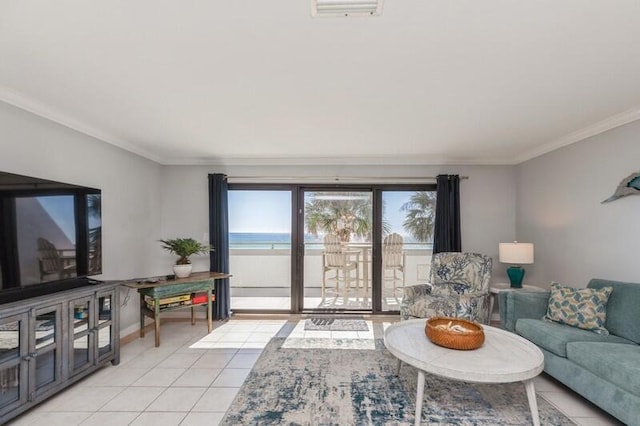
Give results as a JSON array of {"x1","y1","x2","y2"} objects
[{"x1": 0, "y1": 171, "x2": 101, "y2": 303}]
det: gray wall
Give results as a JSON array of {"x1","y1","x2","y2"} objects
[
  {"x1": 0, "y1": 100, "x2": 163, "y2": 332},
  {"x1": 160, "y1": 164, "x2": 517, "y2": 283},
  {"x1": 0, "y1": 98, "x2": 523, "y2": 331},
  {"x1": 516, "y1": 120, "x2": 640, "y2": 288}
]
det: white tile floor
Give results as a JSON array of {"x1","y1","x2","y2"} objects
[{"x1": 9, "y1": 316, "x2": 624, "y2": 426}]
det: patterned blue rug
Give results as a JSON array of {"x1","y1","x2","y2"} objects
[{"x1": 222, "y1": 337, "x2": 574, "y2": 425}]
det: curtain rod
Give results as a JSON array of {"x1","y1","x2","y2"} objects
[{"x1": 226, "y1": 175, "x2": 469, "y2": 182}]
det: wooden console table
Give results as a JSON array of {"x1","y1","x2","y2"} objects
[{"x1": 124, "y1": 272, "x2": 230, "y2": 347}]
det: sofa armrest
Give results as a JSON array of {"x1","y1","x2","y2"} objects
[{"x1": 499, "y1": 290, "x2": 550, "y2": 332}]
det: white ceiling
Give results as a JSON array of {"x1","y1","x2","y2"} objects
[{"x1": 1, "y1": 1, "x2": 640, "y2": 165}]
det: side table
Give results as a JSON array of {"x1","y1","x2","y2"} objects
[
  {"x1": 489, "y1": 283, "x2": 546, "y2": 324},
  {"x1": 123, "y1": 271, "x2": 231, "y2": 347}
]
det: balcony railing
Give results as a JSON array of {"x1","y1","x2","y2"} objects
[{"x1": 229, "y1": 245, "x2": 432, "y2": 310}]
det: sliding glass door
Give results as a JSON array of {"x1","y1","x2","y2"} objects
[
  {"x1": 379, "y1": 190, "x2": 435, "y2": 311},
  {"x1": 226, "y1": 184, "x2": 435, "y2": 314},
  {"x1": 227, "y1": 189, "x2": 292, "y2": 311},
  {"x1": 301, "y1": 190, "x2": 373, "y2": 311}
]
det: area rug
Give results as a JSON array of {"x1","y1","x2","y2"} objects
[
  {"x1": 304, "y1": 317, "x2": 369, "y2": 332},
  {"x1": 222, "y1": 337, "x2": 574, "y2": 425}
]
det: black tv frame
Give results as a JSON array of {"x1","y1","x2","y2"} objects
[{"x1": 0, "y1": 171, "x2": 102, "y2": 305}]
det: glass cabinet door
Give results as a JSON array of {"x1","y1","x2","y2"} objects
[
  {"x1": 0, "y1": 314, "x2": 28, "y2": 416},
  {"x1": 32, "y1": 306, "x2": 62, "y2": 398},
  {"x1": 69, "y1": 297, "x2": 93, "y2": 375},
  {"x1": 96, "y1": 291, "x2": 114, "y2": 360}
]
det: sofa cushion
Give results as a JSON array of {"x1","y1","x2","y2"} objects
[
  {"x1": 515, "y1": 318, "x2": 634, "y2": 358},
  {"x1": 545, "y1": 282, "x2": 612, "y2": 335},
  {"x1": 566, "y1": 341, "x2": 640, "y2": 396},
  {"x1": 588, "y1": 279, "x2": 640, "y2": 343}
]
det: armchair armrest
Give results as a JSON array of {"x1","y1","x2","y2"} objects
[
  {"x1": 457, "y1": 291, "x2": 491, "y2": 324},
  {"x1": 499, "y1": 290, "x2": 550, "y2": 332},
  {"x1": 402, "y1": 283, "x2": 432, "y2": 304}
]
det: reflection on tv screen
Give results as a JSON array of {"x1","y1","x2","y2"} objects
[{"x1": 16, "y1": 195, "x2": 78, "y2": 286}]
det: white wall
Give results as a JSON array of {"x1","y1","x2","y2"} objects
[
  {"x1": 160, "y1": 164, "x2": 517, "y2": 283},
  {"x1": 0, "y1": 101, "x2": 163, "y2": 331},
  {"x1": 516, "y1": 120, "x2": 640, "y2": 288}
]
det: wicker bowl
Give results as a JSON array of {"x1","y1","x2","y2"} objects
[{"x1": 425, "y1": 317, "x2": 485, "y2": 350}]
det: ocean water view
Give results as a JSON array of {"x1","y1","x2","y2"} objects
[
  {"x1": 229, "y1": 232, "x2": 432, "y2": 250},
  {"x1": 230, "y1": 232, "x2": 318, "y2": 249}
]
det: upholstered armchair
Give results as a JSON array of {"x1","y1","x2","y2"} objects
[{"x1": 400, "y1": 252, "x2": 493, "y2": 324}]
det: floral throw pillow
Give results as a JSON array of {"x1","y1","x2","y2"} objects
[{"x1": 544, "y1": 282, "x2": 613, "y2": 335}]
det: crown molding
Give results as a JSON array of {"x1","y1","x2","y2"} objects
[
  {"x1": 161, "y1": 154, "x2": 513, "y2": 166},
  {"x1": 0, "y1": 85, "x2": 163, "y2": 164},
  {"x1": 3, "y1": 85, "x2": 639, "y2": 168},
  {"x1": 514, "y1": 106, "x2": 640, "y2": 164}
]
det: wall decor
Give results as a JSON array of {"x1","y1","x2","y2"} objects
[{"x1": 602, "y1": 171, "x2": 640, "y2": 203}]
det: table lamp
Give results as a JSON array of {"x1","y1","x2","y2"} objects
[{"x1": 498, "y1": 242, "x2": 534, "y2": 288}]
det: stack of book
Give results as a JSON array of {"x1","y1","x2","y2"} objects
[
  {"x1": 145, "y1": 294, "x2": 192, "y2": 310},
  {"x1": 144, "y1": 292, "x2": 216, "y2": 311},
  {"x1": 191, "y1": 292, "x2": 215, "y2": 304}
]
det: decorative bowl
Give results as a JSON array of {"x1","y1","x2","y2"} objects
[{"x1": 425, "y1": 316, "x2": 485, "y2": 350}]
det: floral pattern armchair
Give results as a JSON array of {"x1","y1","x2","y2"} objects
[{"x1": 400, "y1": 252, "x2": 493, "y2": 324}]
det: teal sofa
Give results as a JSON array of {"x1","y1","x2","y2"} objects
[{"x1": 499, "y1": 278, "x2": 640, "y2": 426}]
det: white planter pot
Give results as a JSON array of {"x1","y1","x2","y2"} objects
[{"x1": 173, "y1": 264, "x2": 193, "y2": 278}]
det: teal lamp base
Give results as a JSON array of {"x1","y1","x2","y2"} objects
[{"x1": 506, "y1": 266, "x2": 525, "y2": 288}]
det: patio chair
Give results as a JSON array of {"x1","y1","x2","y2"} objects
[
  {"x1": 400, "y1": 252, "x2": 492, "y2": 324},
  {"x1": 322, "y1": 234, "x2": 360, "y2": 300},
  {"x1": 37, "y1": 238, "x2": 76, "y2": 281},
  {"x1": 382, "y1": 233, "x2": 405, "y2": 296}
]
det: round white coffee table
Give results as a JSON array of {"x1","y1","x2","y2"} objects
[{"x1": 384, "y1": 319, "x2": 544, "y2": 426}]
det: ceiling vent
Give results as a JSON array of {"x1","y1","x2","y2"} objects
[{"x1": 311, "y1": 0, "x2": 384, "y2": 17}]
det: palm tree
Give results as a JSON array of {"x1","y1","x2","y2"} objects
[
  {"x1": 305, "y1": 193, "x2": 372, "y2": 242},
  {"x1": 87, "y1": 193, "x2": 102, "y2": 273},
  {"x1": 401, "y1": 191, "x2": 436, "y2": 242}
]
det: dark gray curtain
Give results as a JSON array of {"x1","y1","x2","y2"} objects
[
  {"x1": 433, "y1": 174, "x2": 461, "y2": 253},
  {"x1": 208, "y1": 174, "x2": 230, "y2": 320}
]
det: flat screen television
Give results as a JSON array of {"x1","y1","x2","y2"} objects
[{"x1": 0, "y1": 171, "x2": 102, "y2": 305}]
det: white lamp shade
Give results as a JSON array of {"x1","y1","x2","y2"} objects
[{"x1": 499, "y1": 242, "x2": 534, "y2": 264}]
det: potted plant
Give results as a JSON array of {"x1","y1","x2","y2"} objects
[{"x1": 159, "y1": 238, "x2": 211, "y2": 278}]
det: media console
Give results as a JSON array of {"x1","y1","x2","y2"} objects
[{"x1": 0, "y1": 281, "x2": 120, "y2": 424}]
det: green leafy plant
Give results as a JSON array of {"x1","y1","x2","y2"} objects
[
  {"x1": 159, "y1": 238, "x2": 211, "y2": 265},
  {"x1": 401, "y1": 191, "x2": 436, "y2": 242},
  {"x1": 305, "y1": 192, "x2": 373, "y2": 242}
]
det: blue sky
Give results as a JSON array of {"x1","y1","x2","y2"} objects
[{"x1": 228, "y1": 190, "x2": 420, "y2": 236}]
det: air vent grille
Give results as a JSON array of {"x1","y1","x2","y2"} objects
[{"x1": 312, "y1": 0, "x2": 384, "y2": 17}]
